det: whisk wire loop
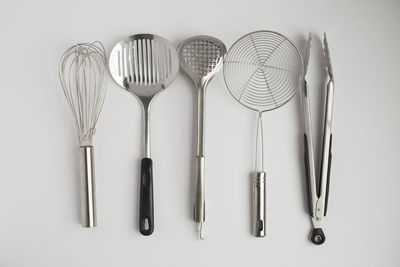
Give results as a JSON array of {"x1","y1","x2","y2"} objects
[{"x1": 59, "y1": 42, "x2": 107, "y2": 146}]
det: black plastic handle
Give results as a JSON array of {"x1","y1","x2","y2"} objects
[
  {"x1": 324, "y1": 134, "x2": 332, "y2": 216},
  {"x1": 303, "y1": 134, "x2": 313, "y2": 216},
  {"x1": 139, "y1": 158, "x2": 154, "y2": 235}
]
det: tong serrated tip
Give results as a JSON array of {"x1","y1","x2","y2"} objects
[
  {"x1": 323, "y1": 33, "x2": 334, "y2": 81},
  {"x1": 303, "y1": 33, "x2": 312, "y2": 77}
]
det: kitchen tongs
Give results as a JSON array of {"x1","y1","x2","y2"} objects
[{"x1": 301, "y1": 33, "x2": 334, "y2": 245}]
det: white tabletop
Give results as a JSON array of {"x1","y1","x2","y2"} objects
[{"x1": 0, "y1": 0, "x2": 399, "y2": 266}]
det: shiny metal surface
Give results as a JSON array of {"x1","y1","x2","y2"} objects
[
  {"x1": 178, "y1": 36, "x2": 226, "y2": 157},
  {"x1": 178, "y1": 36, "x2": 226, "y2": 239},
  {"x1": 109, "y1": 34, "x2": 178, "y2": 235},
  {"x1": 109, "y1": 34, "x2": 179, "y2": 158},
  {"x1": 193, "y1": 156, "x2": 205, "y2": 222},
  {"x1": 323, "y1": 33, "x2": 334, "y2": 82},
  {"x1": 224, "y1": 30, "x2": 303, "y2": 113},
  {"x1": 79, "y1": 146, "x2": 97, "y2": 227},
  {"x1": 301, "y1": 34, "x2": 318, "y2": 217},
  {"x1": 301, "y1": 33, "x2": 335, "y2": 243},
  {"x1": 303, "y1": 33, "x2": 312, "y2": 76},
  {"x1": 253, "y1": 171, "x2": 266, "y2": 237},
  {"x1": 59, "y1": 42, "x2": 107, "y2": 147},
  {"x1": 59, "y1": 42, "x2": 107, "y2": 227},
  {"x1": 319, "y1": 34, "x2": 334, "y2": 222},
  {"x1": 224, "y1": 31, "x2": 303, "y2": 237}
]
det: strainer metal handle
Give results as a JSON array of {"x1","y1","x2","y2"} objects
[
  {"x1": 223, "y1": 30, "x2": 303, "y2": 238},
  {"x1": 253, "y1": 171, "x2": 266, "y2": 237}
]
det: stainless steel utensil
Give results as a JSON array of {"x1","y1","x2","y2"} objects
[
  {"x1": 301, "y1": 33, "x2": 334, "y2": 245},
  {"x1": 177, "y1": 35, "x2": 226, "y2": 239},
  {"x1": 58, "y1": 42, "x2": 108, "y2": 228},
  {"x1": 109, "y1": 34, "x2": 179, "y2": 235},
  {"x1": 223, "y1": 30, "x2": 303, "y2": 237}
]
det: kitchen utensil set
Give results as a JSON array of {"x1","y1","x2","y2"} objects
[{"x1": 58, "y1": 31, "x2": 335, "y2": 245}]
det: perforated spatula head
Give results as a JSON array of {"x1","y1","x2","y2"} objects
[{"x1": 109, "y1": 34, "x2": 179, "y2": 98}]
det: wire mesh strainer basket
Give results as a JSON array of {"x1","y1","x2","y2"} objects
[{"x1": 223, "y1": 30, "x2": 303, "y2": 237}]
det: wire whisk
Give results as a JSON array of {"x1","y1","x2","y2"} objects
[
  {"x1": 59, "y1": 42, "x2": 107, "y2": 227},
  {"x1": 59, "y1": 42, "x2": 107, "y2": 146}
]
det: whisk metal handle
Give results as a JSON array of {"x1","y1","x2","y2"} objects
[
  {"x1": 194, "y1": 156, "x2": 205, "y2": 222},
  {"x1": 139, "y1": 157, "x2": 154, "y2": 235},
  {"x1": 253, "y1": 171, "x2": 266, "y2": 237},
  {"x1": 79, "y1": 146, "x2": 97, "y2": 228}
]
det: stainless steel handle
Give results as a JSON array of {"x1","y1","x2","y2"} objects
[
  {"x1": 79, "y1": 146, "x2": 97, "y2": 228},
  {"x1": 194, "y1": 156, "x2": 205, "y2": 222},
  {"x1": 140, "y1": 98, "x2": 152, "y2": 158},
  {"x1": 301, "y1": 80, "x2": 318, "y2": 213},
  {"x1": 194, "y1": 82, "x2": 207, "y2": 224},
  {"x1": 318, "y1": 80, "x2": 334, "y2": 217},
  {"x1": 196, "y1": 84, "x2": 206, "y2": 157},
  {"x1": 253, "y1": 171, "x2": 266, "y2": 237}
]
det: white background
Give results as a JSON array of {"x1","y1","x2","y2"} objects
[{"x1": 1, "y1": 0, "x2": 399, "y2": 266}]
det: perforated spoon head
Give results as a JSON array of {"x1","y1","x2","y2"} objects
[{"x1": 177, "y1": 35, "x2": 226, "y2": 88}]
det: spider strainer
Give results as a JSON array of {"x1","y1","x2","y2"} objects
[
  {"x1": 223, "y1": 30, "x2": 303, "y2": 237},
  {"x1": 178, "y1": 36, "x2": 226, "y2": 239}
]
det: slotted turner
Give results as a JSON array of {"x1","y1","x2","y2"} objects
[{"x1": 109, "y1": 34, "x2": 179, "y2": 235}]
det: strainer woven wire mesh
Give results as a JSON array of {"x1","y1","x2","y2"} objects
[{"x1": 224, "y1": 31, "x2": 303, "y2": 112}]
